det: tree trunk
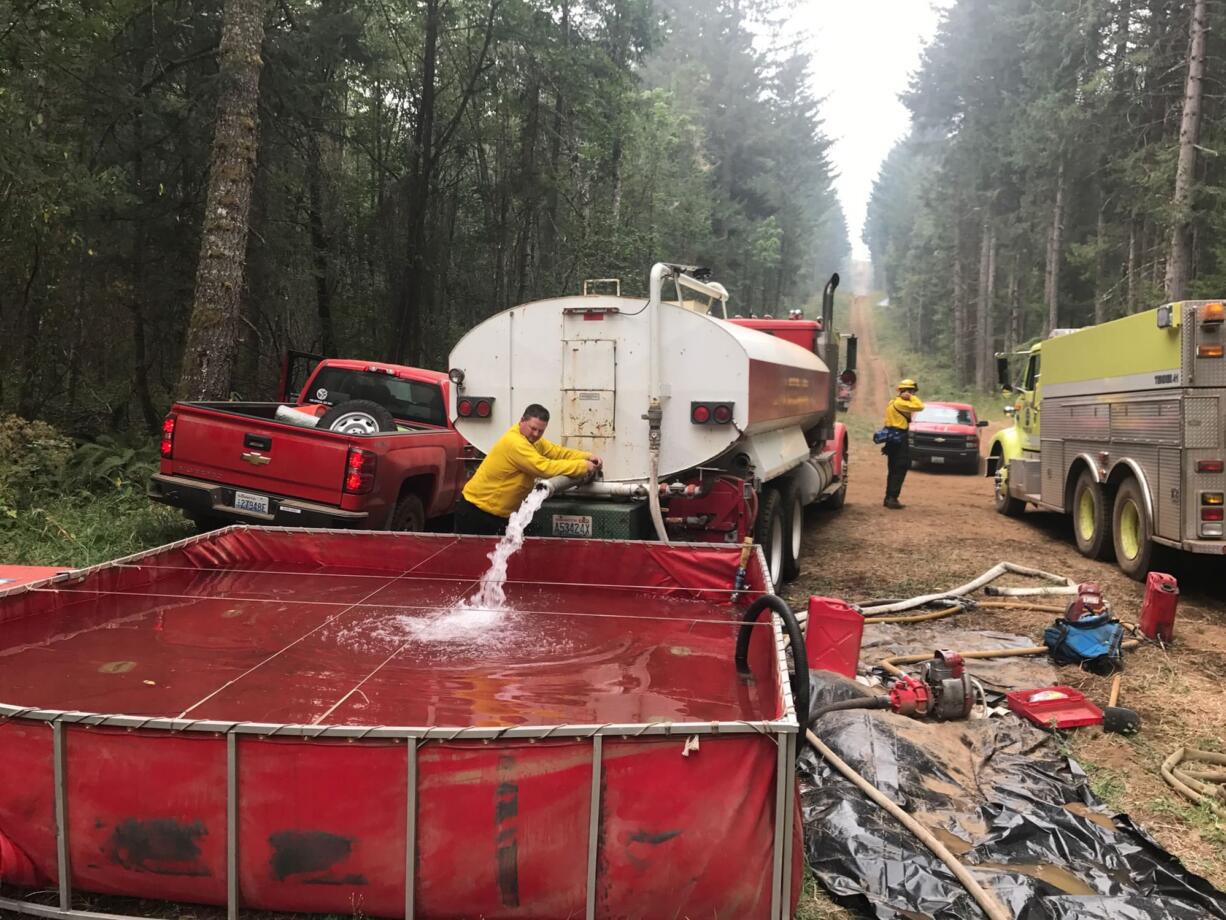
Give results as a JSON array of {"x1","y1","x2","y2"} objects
[
  {"x1": 976, "y1": 222, "x2": 996, "y2": 391},
  {"x1": 1164, "y1": 0, "x2": 1207, "y2": 300},
  {"x1": 1094, "y1": 203, "x2": 1108, "y2": 324},
  {"x1": 540, "y1": 0, "x2": 570, "y2": 283},
  {"x1": 130, "y1": 111, "x2": 161, "y2": 433},
  {"x1": 16, "y1": 242, "x2": 42, "y2": 419},
  {"x1": 176, "y1": 0, "x2": 268, "y2": 401},
  {"x1": 1006, "y1": 255, "x2": 1020, "y2": 351},
  {"x1": 953, "y1": 218, "x2": 968, "y2": 386},
  {"x1": 307, "y1": 130, "x2": 334, "y2": 355},
  {"x1": 391, "y1": 0, "x2": 499, "y2": 363},
  {"x1": 1044, "y1": 159, "x2": 1065, "y2": 334},
  {"x1": 1127, "y1": 218, "x2": 1138, "y2": 312},
  {"x1": 975, "y1": 213, "x2": 995, "y2": 391}
]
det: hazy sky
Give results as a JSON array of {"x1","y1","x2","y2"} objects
[{"x1": 796, "y1": 1, "x2": 949, "y2": 260}]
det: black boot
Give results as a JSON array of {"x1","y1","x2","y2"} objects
[{"x1": 884, "y1": 497, "x2": 903, "y2": 510}]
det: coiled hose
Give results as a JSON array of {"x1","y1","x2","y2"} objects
[{"x1": 734, "y1": 595, "x2": 809, "y2": 728}]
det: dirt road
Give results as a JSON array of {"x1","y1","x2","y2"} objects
[{"x1": 789, "y1": 296, "x2": 1226, "y2": 886}]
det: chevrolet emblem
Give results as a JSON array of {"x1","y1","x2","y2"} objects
[
  {"x1": 241, "y1": 451, "x2": 271, "y2": 466},
  {"x1": 934, "y1": 437, "x2": 946, "y2": 443}
]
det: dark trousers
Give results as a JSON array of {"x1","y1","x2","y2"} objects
[
  {"x1": 884, "y1": 437, "x2": 911, "y2": 500},
  {"x1": 454, "y1": 496, "x2": 509, "y2": 536}
]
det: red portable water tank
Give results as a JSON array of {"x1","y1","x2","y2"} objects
[
  {"x1": 806, "y1": 597, "x2": 864, "y2": 678},
  {"x1": 1139, "y1": 572, "x2": 1179, "y2": 642}
]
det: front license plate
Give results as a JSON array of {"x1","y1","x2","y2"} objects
[
  {"x1": 930, "y1": 456, "x2": 945, "y2": 464},
  {"x1": 234, "y1": 490, "x2": 270, "y2": 515},
  {"x1": 552, "y1": 514, "x2": 593, "y2": 537}
]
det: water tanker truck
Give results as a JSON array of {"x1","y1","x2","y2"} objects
[{"x1": 447, "y1": 262, "x2": 855, "y2": 585}]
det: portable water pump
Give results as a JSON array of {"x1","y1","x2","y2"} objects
[{"x1": 888, "y1": 650, "x2": 975, "y2": 721}]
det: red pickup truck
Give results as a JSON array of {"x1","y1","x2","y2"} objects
[{"x1": 149, "y1": 355, "x2": 470, "y2": 531}]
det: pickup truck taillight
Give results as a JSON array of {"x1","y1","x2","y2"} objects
[
  {"x1": 160, "y1": 414, "x2": 177, "y2": 459},
  {"x1": 344, "y1": 447, "x2": 377, "y2": 494}
]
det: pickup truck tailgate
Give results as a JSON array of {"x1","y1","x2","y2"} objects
[{"x1": 168, "y1": 407, "x2": 349, "y2": 505}]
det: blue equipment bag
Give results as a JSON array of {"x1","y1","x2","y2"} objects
[
  {"x1": 873, "y1": 427, "x2": 906, "y2": 446},
  {"x1": 1043, "y1": 613, "x2": 1124, "y2": 675}
]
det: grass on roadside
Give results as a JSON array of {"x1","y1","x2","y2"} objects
[{"x1": 0, "y1": 414, "x2": 191, "y2": 568}]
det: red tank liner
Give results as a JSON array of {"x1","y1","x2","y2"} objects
[{"x1": 0, "y1": 527, "x2": 803, "y2": 918}]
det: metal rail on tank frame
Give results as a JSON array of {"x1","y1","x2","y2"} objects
[{"x1": 0, "y1": 527, "x2": 801, "y2": 920}]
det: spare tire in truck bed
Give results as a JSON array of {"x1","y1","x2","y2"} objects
[{"x1": 318, "y1": 400, "x2": 397, "y2": 434}]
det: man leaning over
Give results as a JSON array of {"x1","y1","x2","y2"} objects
[{"x1": 455, "y1": 404, "x2": 600, "y2": 535}]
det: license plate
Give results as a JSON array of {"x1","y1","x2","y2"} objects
[
  {"x1": 552, "y1": 514, "x2": 592, "y2": 537},
  {"x1": 234, "y1": 490, "x2": 270, "y2": 515},
  {"x1": 931, "y1": 456, "x2": 945, "y2": 464}
]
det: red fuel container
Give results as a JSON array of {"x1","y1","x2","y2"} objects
[
  {"x1": 806, "y1": 596, "x2": 864, "y2": 678},
  {"x1": 1139, "y1": 572, "x2": 1179, "y2": 642}
]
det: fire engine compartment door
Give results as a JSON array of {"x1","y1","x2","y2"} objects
[{"x1": 562, "y1": 338, "x2": 616, "y2": 448}]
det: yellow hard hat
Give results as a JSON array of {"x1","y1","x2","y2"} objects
[{"x1": 897, "y1": 378, "x2": 918, "y2": 392}]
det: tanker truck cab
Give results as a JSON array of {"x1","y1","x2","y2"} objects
[
  {"x1": 987, "y1": 302, "x2": 1226, "y2": 579},
  {"x1": 448, "y1": 263, "x2": 854, "y2": 587}
]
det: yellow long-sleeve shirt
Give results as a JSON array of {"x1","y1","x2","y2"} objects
[
  {"x1": 462, "y1": 425, "x2": 591, "y2": 518},
  {"x1": 883, "y1": 394, "x2": 924, "y2": 429}
]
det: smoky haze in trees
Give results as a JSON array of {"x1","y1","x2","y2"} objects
[
  {"x1": 865, "y1": 0, "x2": 1223, "y2": 387},
  {"x1": 0, "y1": 0, "x2": 848, "y2": 435}
]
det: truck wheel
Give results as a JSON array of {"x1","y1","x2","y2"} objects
[
  {"x1": 1072, "y1": 469, "x2": 1113, "y2": 561},
  {"x1": 755, "y1": 487, "x2": 786, "y2": 588},
  {"x1": 389, "y1": 493, "x2": 426, "y2": 532},
  {"x1": 780, "y1": 480, "x2": 803, "y2": 582},
  {"x1": 1112, "y1": 478, "x2": 1153, "y2": 580},
  {"x1": 992, "y1": 452, "x2": 1025, "y2": 517},
  {"x1": 319, "y1": 399, "x2": 396, "y2": 435},
  {"x1": 826, "y1": 444, "x2": 849, "y2": 510}
]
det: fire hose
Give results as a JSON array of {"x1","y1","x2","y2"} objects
[
  {"x1": 858, "y1": 562, "x2": 1077, "y2": 616},
  {"x1": 1162, "y1": 747, "x2": 1226, "y2": 818},
  {"x1": 803, "y1": 726, "x2": 1012, "y2": 920}
]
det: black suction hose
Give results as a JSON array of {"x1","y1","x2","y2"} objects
[
  {"x1": 735, "y1": 595, "x2": 809, "y2": 729},
  {"x1": 807, "y1": 696, "x2": 891, "y2": 732}
]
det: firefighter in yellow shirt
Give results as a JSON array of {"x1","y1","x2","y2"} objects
[
  {"x1": 881, "y1": 379, "x2": 924, "y2": 510},
  {"x1": 455, "y1": 404, "x2": 600, "y2": 535}
]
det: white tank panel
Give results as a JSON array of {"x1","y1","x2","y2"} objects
[{"x1": 449, "y1": 295, "x2": 829, "y2": 482}]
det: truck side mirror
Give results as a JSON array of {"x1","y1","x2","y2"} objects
[
  {"x1": 844, "y1": 335, "x2": 857, "y2": 372},
  {"x1": 1003, "y1": 405, "x2": 1016, "y2": 417},
  {"x1": 977, "y1": 419, "x2": 989, "y2": 427}
]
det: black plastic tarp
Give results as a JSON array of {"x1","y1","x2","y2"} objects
[{"x1": 801, "y1": 673, "x2": 1226, "y2": 920}]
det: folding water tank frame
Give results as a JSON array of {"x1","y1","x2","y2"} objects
[{"x1": 0, "y1": 527, "x2": 802, "y2": 919}]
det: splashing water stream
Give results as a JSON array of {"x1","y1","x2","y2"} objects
[{"x1": 461, "y1": 485, "x2": 550, "y2": 611}]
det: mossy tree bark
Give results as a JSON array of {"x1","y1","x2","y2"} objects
[{"x1": 177, "y1": 0, "x2": 268, "y2": 401}]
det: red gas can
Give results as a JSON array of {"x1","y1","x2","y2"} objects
[
  {"x1": 1139, "y1": 572, "x2": 1179, "y2": 642},
  {"x1": 806, "y1": 596, "x2": 864, "y2": 678}
]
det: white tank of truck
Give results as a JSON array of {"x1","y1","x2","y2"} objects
[
  {"x1": 448, "y1": 265, "x2": 831, "y2": 483},
  {"x1": 446, "y1": 263, "x2": 852, "y2": 587}
]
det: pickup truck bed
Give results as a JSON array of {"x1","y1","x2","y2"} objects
[{"x1": 151, "y1": 361, "x2": 469, "y2": 531}]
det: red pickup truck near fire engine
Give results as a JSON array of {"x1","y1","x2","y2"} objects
[{"x1": 149, "y1": 355, "x2": 469, "y2": 531}]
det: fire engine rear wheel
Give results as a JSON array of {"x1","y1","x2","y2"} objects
[
  {"x1": 389, "y1": 493, "x2": 426, "y2": 532},
  {"x1": 1112, "y1": 478, "x2": 1153, "y2": 581},
  {"x1": 755, "y1": 487, "x2": 787, "y2": 587},
  {"x1": 1072, "y1": 469, "x2": 1113, "y2": 561},
  {"x1": 319, "y1": 399, "x2": 397, "y2": 435},
  {"x1": 781, "y1": 480, "x2": 803, "y2": 582},
  {"x1": 992, "y1": 453, "x2": 1025, "y2": 517}
]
